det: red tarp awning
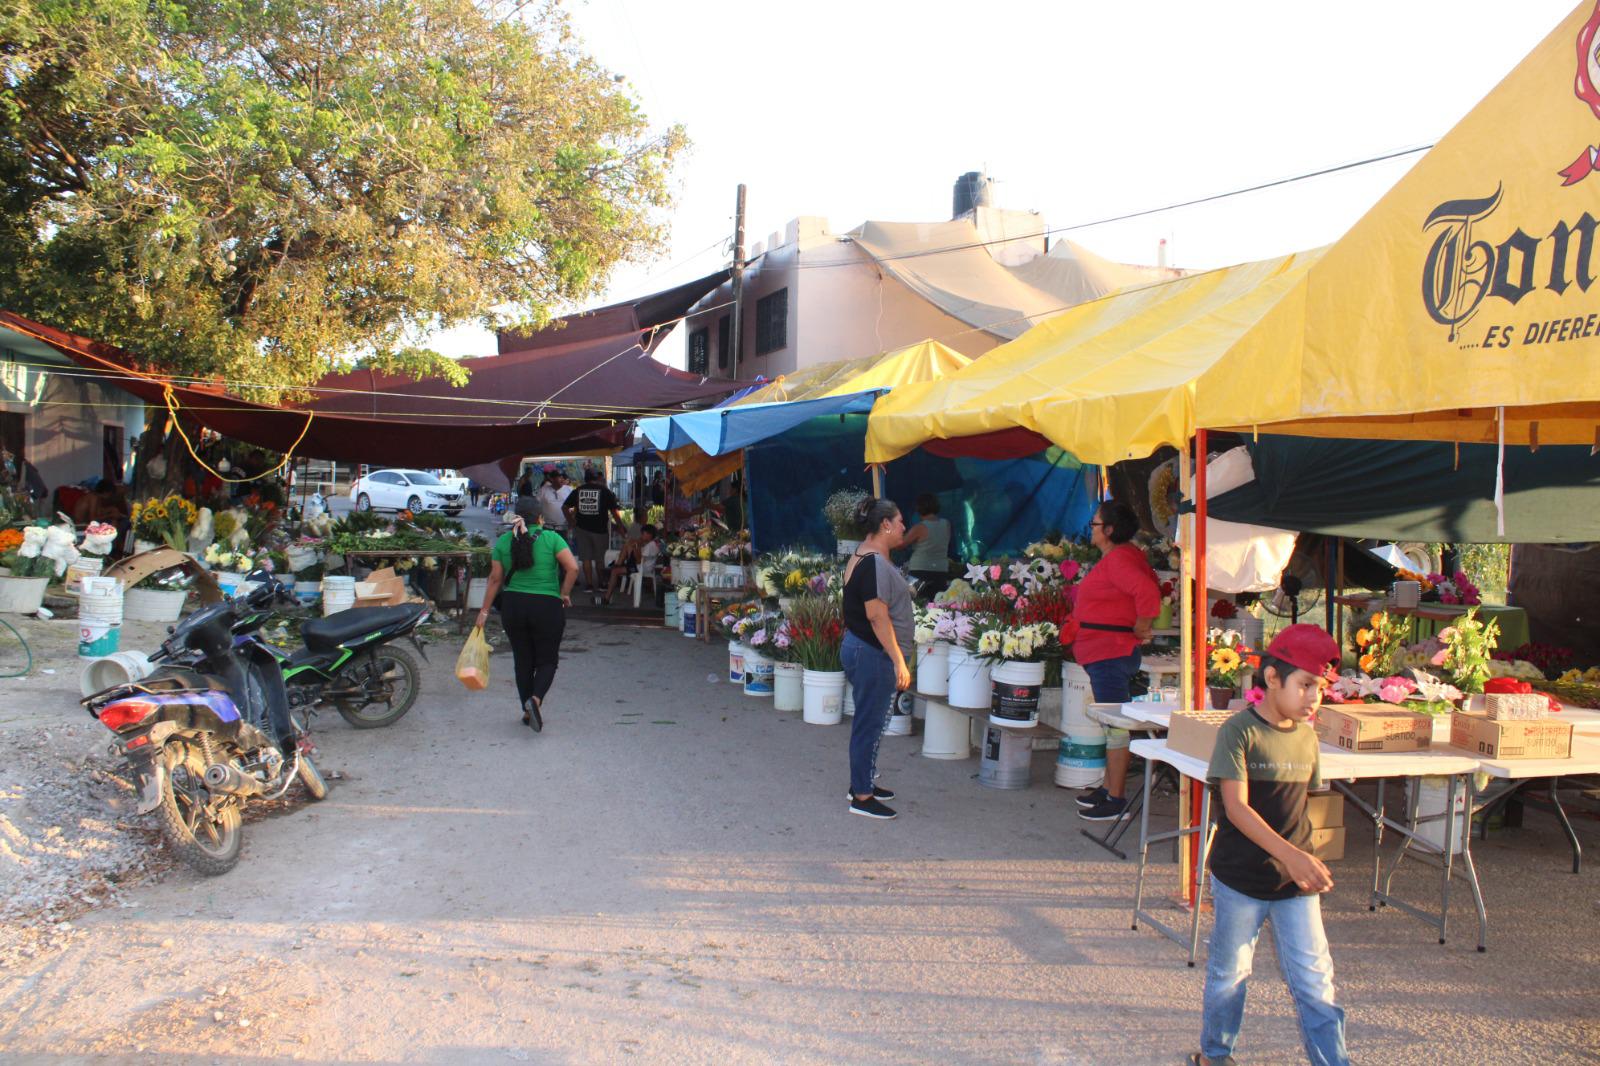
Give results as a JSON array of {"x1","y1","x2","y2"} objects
[{"x1": 1, "y1": 271, "x2": 745, "y2": 468}]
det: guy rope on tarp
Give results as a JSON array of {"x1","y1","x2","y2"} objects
[{"x1": 163, "y1": 384, "x2": 315, "y2": 484}]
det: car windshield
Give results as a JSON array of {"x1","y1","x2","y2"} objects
[{"x1": 401, "y1": 471, "x2": 443, "y2": 486}]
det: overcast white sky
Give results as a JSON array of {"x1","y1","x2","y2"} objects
[{"x1": 431, "y1": 0, "x2": 1582, "y2": 363}]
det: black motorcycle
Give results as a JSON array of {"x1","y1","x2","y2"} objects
[
  {"x1": 82, "y1": 576, "x2": 327, "y2": 876},
  {"x1": 260, "y1": 601, "x2": 430, "y2": 730}
]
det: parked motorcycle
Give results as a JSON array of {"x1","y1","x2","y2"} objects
[
  {"x1": 249, "y1": 600, "x2": 429, "y2": 729},
  {"x1": 82, "y1": 576, "x2": 327, "y2": 876}
]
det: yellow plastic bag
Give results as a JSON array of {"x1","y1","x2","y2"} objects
[{"x1": 455, "y1": 625, "x2": 491, "y2": 691}]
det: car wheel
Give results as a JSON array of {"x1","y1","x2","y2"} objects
[
  {"x1": 407, "y1": 495, "x2": 422, "y2": 512},
  {"x1": 357, "y1": 493, "x2": 372, "y2": 512}
]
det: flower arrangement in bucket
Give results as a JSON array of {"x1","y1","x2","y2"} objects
[
  {"x1": 822, "y1": 488, "x2": 868, "y2": 545},
  {"x1": 131, "y1": 495, "x2": 198, "y2": 552},
  {"x1": 783, "y1": 594, "x2": 844, "y2": 672},
  {"x1": 1, "y1": 524, "x2": 54, "y2": 578},
  {"x1": 712, "y1": 599, "x2": 764, "y2": 643},
  {"x1": 1206, "y1": 628, "x2": 1259, "y2": 708}
]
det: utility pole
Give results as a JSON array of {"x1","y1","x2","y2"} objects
[{"x1": 729, "y1": 184, "x2": 747, "y2": 380}]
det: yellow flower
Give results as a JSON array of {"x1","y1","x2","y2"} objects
[
  {"x1": 1211, "y1": 648, "x2": 1241, "y2": 672},
  {"x1": 1356, "y1": 628, "x2": 1374, "y2": 648},
  {"x1": 785, "y1": 569, "x2": 806, "y2": 590}
]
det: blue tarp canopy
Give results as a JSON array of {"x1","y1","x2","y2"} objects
[{"x1": 639, "y1": 389, "x2": 885, "y2": 456}]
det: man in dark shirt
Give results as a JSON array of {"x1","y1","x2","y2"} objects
[
  {"x1": 1197, "y1": 624, "x2": 1347, "y2": 1066},
  {"x1": 563, "y1": 469, "x2": 622, "y2": 602}
]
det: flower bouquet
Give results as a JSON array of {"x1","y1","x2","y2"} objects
[
  {"x1": 967, "y1": 616, "x2": 1061, "y2": 665},
  {"x1": 1351, "y1": 610, "x2": 1412, "y2": 677},
  {"x1": 1435, "y1": 606, "x2": 1500, "y2": 694},
  {"x1": 1426, "y1": 570, "x2": 1481, "y2": 606},
  {"x1": 822, "y1": 488, "x2": 868, "y2": 541},
  {"x1": 1206, "y1": 628, "x2": 1258, "y2": 707},
  {"x1": 784, "y1": 594, "x2": 844, "y2": 672},
  {"x1": 132, "y1": 494, "x2": 199, "y2": 552}
]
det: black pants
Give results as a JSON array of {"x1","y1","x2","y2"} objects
[{"x1": 499, "y1": 591, "x2": 565, "y2": 706}]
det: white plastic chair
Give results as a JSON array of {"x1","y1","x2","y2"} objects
[{"x1": 629, "y1": 543, "x2": 663, "y2": 607}]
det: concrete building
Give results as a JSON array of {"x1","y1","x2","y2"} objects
[{"x1": 680, "y1": 172, "x2": 1183, "y2": 380}]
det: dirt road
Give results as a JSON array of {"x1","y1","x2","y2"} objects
[{"x1": 1, "y1": 614, "x2": 1597, "y2": 1064}]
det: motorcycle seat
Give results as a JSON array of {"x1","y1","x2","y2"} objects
[{"x1": 301, "y1": 604, "x2": 426, "y2": 651}]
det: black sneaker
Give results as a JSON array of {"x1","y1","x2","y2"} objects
[
  {"x1": 1074, "y1": 786, "x2": 1109, "y2": 809},
  {"x1": 849, "y1": 797, "x2": 897, "y2": 820},
  {"x1": 1078, "y1": 795, "x2": 1129, "y2": 822},
  {"x1": 844, "y1": 786, "x2": 896, "y2": 800},
  {"x1": 524, "y1": 698, "x2": 543, "y2": 733}
]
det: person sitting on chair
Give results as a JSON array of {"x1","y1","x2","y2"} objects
[{"x1": 603, "y1": 524, "x2": 659, "y2": 605}]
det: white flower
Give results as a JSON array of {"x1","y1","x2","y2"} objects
[
  {"x1": 977, "y1": 631, "x2": 1001, "y2": 656},
  {"x1": 1008, "y1": 561, "x2": 1033, "y2": 585},
  {"x1": 964, "y1": 563, "x2": 989, "y2": 584}
]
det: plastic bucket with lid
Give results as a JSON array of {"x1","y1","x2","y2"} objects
[
  {"x1": 801, "y1": 669, "x2": 845, "y2": 725},
  {"x1": 990, "y1": 659, "x2": 1045, "y2": 727},
  {"x1": 728, "y1": 641, "x2": 746, "y2": 684},
  {"x1": 979, "y1": 725, "x2": 1033, "y2": 789},
  {"x1": 78, "y1": 619, "x2": 120, "y2": 657},
  {"x1": 773, "y1": 661, "x2": 804, "y2": 712},
  {"x1": 680, "y1": 603, "x2": 697, "y2": 638}
]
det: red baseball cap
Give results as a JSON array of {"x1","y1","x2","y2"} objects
[{"x1": 1263, "y1": 624, "x2": 1341, "y2": 677}]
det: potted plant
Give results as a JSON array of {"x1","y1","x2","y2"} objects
[
  {"x1": 0, "y1": 525, "x2": 52, "y2": 614},
  {"x1": 822, "y1": 488, "x2": 867, "y2": 557},
  {"x1": 124, "y1": 567, "x2": 193, "y2": 622},
  {"x1": 970, "y1": 617, "x2": 1061, "y2": 727},
  {"x1": 1206, "y1": 628, "x2": 1258, "y2": 709},
  {"x1": 785, "y1": 594, "x2": 845, "y2": 724}
]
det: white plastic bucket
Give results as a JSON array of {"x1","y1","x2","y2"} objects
[
  {"x1": 917, "y1": 642, "x2": 949, "y2": 696},
  {"x1": 322, "y1": 575, "x2": 357, "y2": 616},
  {"x1": 802, "y1": 669, "x2": 845, "y2": 725},
  {"x1": 979, "y1": 725, "x2": 1033, "y2": 789},
  {"x1": 0, "y1": 576, "x2": 48, "y2": 615},
  {"x1": 773, "y1": 661, "x2": 804, "y2": 712},
  {"x1": 65, "y1": 555, "x2": 104, "y2": 591},
  {"x1": 728, "y1": 641, "x2": 747, "y2": 684},
  {"x1": 921, "y1": 699, "x2": 971, "y2": 760},
  {"x1": 1055, "y1": 731, "x2": 1108, "y2": 789},
  {"x1": 681, "y1": 603, "x2": 698, "y2": 638},
  {"x1": 80, "y1": 650, "x2": 152, "y2": 696},
  {"x1": 742, "y1": 649, "x2": 774, "y2": 697},
  {"x1": 123, "y1": 587, "x2": 186, "y2": 622},
  {"x1": 990, "y1": 659, "x2": 1045, "y2": 727},
  {"x1": 78, "y1": 619, "x2": 120, "y2": 657},
  {"x1": 293, "y1": 580, "x2": 321, "y2": 606},
  {"x1": 663, "y1": 591, "x2": 681, "y2": 627},
  {"x1": 1414, "y1": 776, "x2": 1469, "y2": 855},
  {"x1": 466, "y1": 578, "x2": 488, "y2": 610},
  {"x1": 946, "y1": 645, "x2": 992, "y2": 709}
]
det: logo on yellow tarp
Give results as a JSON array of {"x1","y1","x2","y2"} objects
[{"x1": 1559, "y1": 1, "x2": 1600, "y2": 185}]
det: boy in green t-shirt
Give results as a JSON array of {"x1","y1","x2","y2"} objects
[{"x1": 1195, "y1": 624, "x2": 1348, "y2": 1066}]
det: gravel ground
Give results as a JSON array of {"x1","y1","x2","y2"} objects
[{"x1": 0, "y1": 609, "x2": 1595, "y2": 1063}]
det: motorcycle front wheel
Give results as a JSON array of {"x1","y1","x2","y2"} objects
[
  {"x1": 335, "y1": 644, "x2": 422, "y2": 729},
  {"x1": 296, "y1": 753, "x2": 330, "y2": 800},
  {"x1": 155, "y1": 742, "x2": 243, "y2": 876}
]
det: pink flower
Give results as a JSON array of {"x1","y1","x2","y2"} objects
[
  {"x1": 989, "y1": 564, "x2": 1001, "y2": 580},
  {"x1": 1059, "y1": 560, "x2": 1081, "y2": 581},
  {"x1": 1439, "y1": 626, "x2": 1459, "y2": 641},
  {"x1": 1244, "y1": 686, "x2": 1265, "y2": 705},
  {"x1": 1014, "y1": 596, "x2": 1030, "y2": 611},
  {"x1": 1000, "y1": 583, "x2": 1018, "y2": 599},
  {"x1": 1377, "y1": 676, "x2": 1417, "y2": 704},
  {"x1": 1430, "y1": 648, "x2": 1450, "y2": 666},
  {"x1": 1439, "y1": 591, "x2": 1459, "y2": 605}
]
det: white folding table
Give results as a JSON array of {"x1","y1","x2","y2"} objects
[
  {"x1": 1129, "y1": 737, "x2": 1487, "y2": 964},
  {"x1": 1468, "y1": 736, "x2": 1600, "y2": 876}
]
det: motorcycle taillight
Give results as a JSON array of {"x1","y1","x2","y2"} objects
[{"x1": 98, "y1": 699, "x2": 159, "y2": 731}]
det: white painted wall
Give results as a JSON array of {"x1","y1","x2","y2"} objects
[{"x1": 0, "y1": 351, "x2": 145, "y2": 491}]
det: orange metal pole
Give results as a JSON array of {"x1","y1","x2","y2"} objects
[{"x1": 1187, "y1": 430, "x2": 1211, "y2": 904}]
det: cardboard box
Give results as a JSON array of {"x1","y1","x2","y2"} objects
[
  {"x1": 1167, "y1": 710, "x2": 1233, "y2": 763},
  {"x1": 1309, "y1": 826, "x2": 1346, "y2": 862},
  {"x1": 1450, "y1": 710, "x2": 1573, "y2": 760},
  {"x1": 1305, "y1": 792, "x2": 1345, "y2": 829},
  {"x1": 1313, "y1": 704, "x2": 1432, "y2": 753},
  {"x1": 354, "y1": 576, "x2": 406, "y2": 607}
]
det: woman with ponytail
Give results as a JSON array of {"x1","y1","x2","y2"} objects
[
  {"x1": 476, "y1": 495, "x2": 579, "y2": 732},
  {"x1": 840, "y1": 496, "x2": 914, "y2": 820}
]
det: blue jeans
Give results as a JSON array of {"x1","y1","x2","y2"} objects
[
  {"x1": 1082, "y1": 650, "x2": 1141, "y2": 703},
  {"x1": 841, "y1": 631, "x2": 894, "y2": 797},
  {"x1": 1202, "y1": 877, "x2": 1348, "y2": 1066}
]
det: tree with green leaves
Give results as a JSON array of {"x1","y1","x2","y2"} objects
[{"x1": 0, "y1": 0, "x2": 685, "y2": 393}]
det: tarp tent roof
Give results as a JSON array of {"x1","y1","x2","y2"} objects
[
  {"x1": 300, "y1": 270, "x2": 743, "y2": 427},
  {"x1": 647, "y1": 340, "x2": 970, "y2": 492},
  {"x1": 868, "y1": 2, "x2": 1600, "y2": 463},
  {"x1": 1208, "y1": 436, "x2": 1600, "y2": 543},
  {"x1": 851, "y1": 216, "x2": 1184, "y2": 340}
]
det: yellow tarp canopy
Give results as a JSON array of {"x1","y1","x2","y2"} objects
[
  {"x1": 867, "y1": 1, "x2": 1600, "y2": 464},
  {"x1": 667, "y1": 340, "x2": 969, "y2": 492}
]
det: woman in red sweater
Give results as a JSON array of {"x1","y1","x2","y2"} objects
[{"x1": 1073, "y1": 501, "x2": 1161, "y2": 822}]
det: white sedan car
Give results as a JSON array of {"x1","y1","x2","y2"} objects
[{"x1": 350, "y1": 469, "x2": 465, "y2": 515}]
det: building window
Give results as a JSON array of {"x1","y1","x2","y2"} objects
[
  {"x1": 716, "y1": 316, "x2": 731, "y2": 370},
  {"x1": 755, "y1": 288, "x2": 787, "y2": 355},
  {"x1": 688, "y1": 327, "x2": 710, "y2": 375}
]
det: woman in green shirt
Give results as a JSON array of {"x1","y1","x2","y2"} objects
[{"x1": 475, "y1": 496, "x2": 578, "y2": 731}]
